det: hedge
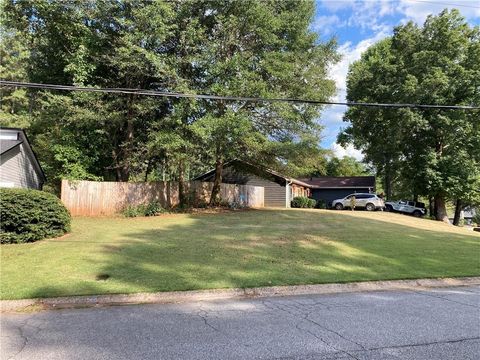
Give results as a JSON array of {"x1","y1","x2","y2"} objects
[
  {"x1": 0, "y1": 188, "x2": 71, "y2": 244},
  {"x1": 291, "y1": 196, "x2": 316, "y2": 209}
]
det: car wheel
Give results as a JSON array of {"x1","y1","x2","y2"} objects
[
  {"x1": 334, "y1": 203, "x2": 344, "y2": 210},
  {"x1": 385, "y1": 204, "x2": 393, "y2": 212},
  {"x1": 412, "y1": 210, "x2": 422, "y2": 217},
  {"x1": 366, "y1": 203, "x2": 375, "y2": 211}
]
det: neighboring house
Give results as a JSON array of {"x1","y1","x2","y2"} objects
[
  {"x1": 463, "y1": 207, "x2": 477, "y2": 225},
  {"x1": 0, "y1": 127, "x2": 46, "y2": 190},
  {"x1": 299, "y1": 176, "x2": 376, "y2": 208},
  {"x1": 194, "y1": 159, "x2": 375, "y2": 208},
  {"x1": 449, "y1": 207, "x2": 478, "y2": 225}
]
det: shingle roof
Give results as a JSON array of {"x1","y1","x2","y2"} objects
[
  {"x1": 194, "y1": 159, "x2": 312, "y2": 187},
  {"x1": 195, "y1": 159, "x2": 375, "y2": 189},
  {"x1": 0, "y1": 140, "x2": 23, "y2": 155},
  {"x1": 298, "y1": 176, "x2": 375, "y2": 188}
]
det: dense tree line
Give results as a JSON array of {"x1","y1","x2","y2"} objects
[
  {"x1": 340, "y1": 10, "x2": 480, "y2": 222},
  {"x1": 1, "y1": 0, "x2": 344, "y2": 204}
]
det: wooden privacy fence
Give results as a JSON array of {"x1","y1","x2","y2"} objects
[{"x1": 61, "y1": 180, "x2": 264, "y2": 216}]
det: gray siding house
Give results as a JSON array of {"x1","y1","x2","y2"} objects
[
  {"x1": 194, "y1": 160, "x2": 311, "y2": 207},
  {"x1": 0, "y1": 128, "x2": 46, "y2": 190}
]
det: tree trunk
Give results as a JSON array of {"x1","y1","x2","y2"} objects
[
  {"x1": 209, "y1": 154, "x2": 223, "y2": 206},
  {"x1": 384, "y1": 167, "x2": 392, "y2": 200},
  {"x1": 453, "y1": 199, "x2": 462, "y2": 226},
  {"x1": 434, "y1": 195, "x2": 450, "y2": 223},
  {"x1": 120, "y1": 94, "x2": 135, "y2": 182},
  {"x1": 178, "y1": 159, "x2": 187, "y2": 207},
  {"x1": 144, "y1": 158, "x2": 152, "y2": 182},
  {"x1": 429, "y1": 196, "x2": 435, "y2": 218}
]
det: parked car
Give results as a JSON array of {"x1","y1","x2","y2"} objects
[
  {"x1": 332, "y1": 193, "x2": 384, "y2": 211},
  {"x1": 384, "y1": 200, "x2": 426, "y2": 217}
]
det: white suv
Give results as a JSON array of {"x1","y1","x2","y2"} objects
[
  {"x1": 332, "y1": 193, "x2": 384, "y2": 211},
  {"x1": 384, "y1": 200, "x2": 426, "y2": 217}
]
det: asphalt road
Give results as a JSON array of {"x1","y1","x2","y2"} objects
[{"x1": 1, "y1": 286, "x2": 479, "y2": 360}]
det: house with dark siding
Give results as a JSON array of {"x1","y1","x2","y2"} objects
[
  {"x1": 0, "y1": 128, "x2": 46, "y2": 190},
  {"x1": 194, "y1": 159, "x2": 375, "y2": 208},
  {"x1": 299, "y1": 176, "x2": 376, "y2": 208}
]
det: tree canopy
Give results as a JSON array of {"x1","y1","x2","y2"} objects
[
  {"x1": 340, "y1": 9, "x2": 480, "y2": 222},
  {"x1": 1, "y1": 0, "x2": 339, "y2": 202}
]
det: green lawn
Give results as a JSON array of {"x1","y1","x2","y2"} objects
[{"x1": 1, "y1": 209, "x2": 479, "y2": 300}]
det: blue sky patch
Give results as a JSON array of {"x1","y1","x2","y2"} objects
[{"x1": 312, "y1": 0, "x2": 480, "y2": 159}]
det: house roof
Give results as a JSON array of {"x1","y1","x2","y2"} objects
[
  {"x1": 299, "y1": 176, "x2": 376, "y2": 189},
  {"x1": 0, "y1": 127, "x2": 47, "y2": 182},
  {"x1": 195, "y1": 159, "x2": 311, "y2": 187},
  {"x1": 0, "y1": 140, "x2": 23, "y2": 155},
  {"x1": 194, "y1": 159, "x2": 374, "y2": 189}
]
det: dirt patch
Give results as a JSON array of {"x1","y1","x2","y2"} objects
[{"x1": 95, "y1": 273, "x2": 110, "y2": 281}]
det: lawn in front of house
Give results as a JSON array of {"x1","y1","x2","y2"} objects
[{"x1": 1, "y1": 209, "x2": 479, "y2": 300}]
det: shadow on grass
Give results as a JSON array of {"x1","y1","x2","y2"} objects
[{"x1": 25, "y1": 209, "x2": 480, "y2": 299}]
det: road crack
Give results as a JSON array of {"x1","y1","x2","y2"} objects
[{"x1": 412, "y1": 290, "x2": 480, "y2": 309}]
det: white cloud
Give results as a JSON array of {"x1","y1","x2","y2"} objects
[
  {"x1": 332, "y1": 143, "x2": 364, "y2": 161},
  {"x1": 320, "y1": 30, "x2": 390, "y2": 157},
  {"x1": 329, "y1": 29, "x2": 390, "y2": 102},
  {"x1": 398, "y1": 0, "x2": 480, "y2": 25},
  {"x1": 320, "y1": 0, "x2": 356, "y2": 12},
  {"x1": 318, "y1": 1, "x2": 396, "y2": 32},
  {"x1": 312, "y1": 15, "x2": 345, "y2": 35}
]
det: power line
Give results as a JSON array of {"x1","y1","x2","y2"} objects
[
  {"x1": 406, "y1": 0, "x2": 480, "y2": 10},
  {"x1": 1, "y1": 80, "x2": 479, "y2": 110}
]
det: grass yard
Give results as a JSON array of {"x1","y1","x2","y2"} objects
[{"x1": 1, "y1": 209, "x2": 479, "y2": 300}]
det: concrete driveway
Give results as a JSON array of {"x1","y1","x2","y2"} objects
[{"x1": 1, "y1": 286, "x2": 479, "y2": 360}]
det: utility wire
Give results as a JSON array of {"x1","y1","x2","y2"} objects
[
  {"x1": 406, "y1": 0, "x2": 480, "y2": 9},
  {"x1": 1, "y1": 80, "x2": 479, "y2": 110}
]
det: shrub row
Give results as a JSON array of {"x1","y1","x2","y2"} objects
[
  {"x1": 291, "y1": 196, "x2": 316, "y2": 208},
  {"x1": 121, "y1": 201, "x2": 165, "y2": 217},
  {"x1": 290, "y1": 197, "x2": 327, "y2": 209},
  {"x1": 0, "y1": 188, "x2": 71, "y2": 244}
]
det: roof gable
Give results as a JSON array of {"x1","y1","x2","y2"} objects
[{"x1": 0, "y1": 127, "x2": 47, "y2": 182}]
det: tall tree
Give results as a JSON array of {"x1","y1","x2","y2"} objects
[
  {"x1": 341, "y1": 10, "x2": 480, "y2": 222},
  {"x1": 2, "y1": 0, "x2": 338, "y2": 200},
  {"x1": 180, "y1": 0, "x2": 338, "y2": 203},
  {"x1": 326, "y1": 156, "x2": 367, "y2": 177}
]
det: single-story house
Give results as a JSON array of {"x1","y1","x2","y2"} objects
[
  {"x1": 194, "y1": 159, "x2": 311, "y2": 207},
  {"x1": 0, "y1": 127, "x2": 46, "y2": 190},
  {"x1": 299, "y1": 176, "x2": 376, "y2": 207},
  {"x1": 194, "y1": 159, "x2": 375, "y2": 208}
]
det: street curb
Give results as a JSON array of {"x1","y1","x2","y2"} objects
[{"x1": 2, "y1": 277, "x2": 479, "y2": 313}]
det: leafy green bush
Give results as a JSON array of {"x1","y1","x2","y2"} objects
[
  {"x1": 0, "y1": 188, "x2": 71, "y2": 244},
  {"x1": 291, "y1": 196, "x2": 316, "y2": 208},
  {"x1": 121, "y1": 201, "x2": 164, "y2": 217},
  {"x1": 122, "y1": 205, "x2": 141, "y2": 217},
  {"x1": 315, "y1": 199, "x2": 327, "y2": 209},
  {"x1": 144, "y1": 201, "x2": 163, "y2": 216}
]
